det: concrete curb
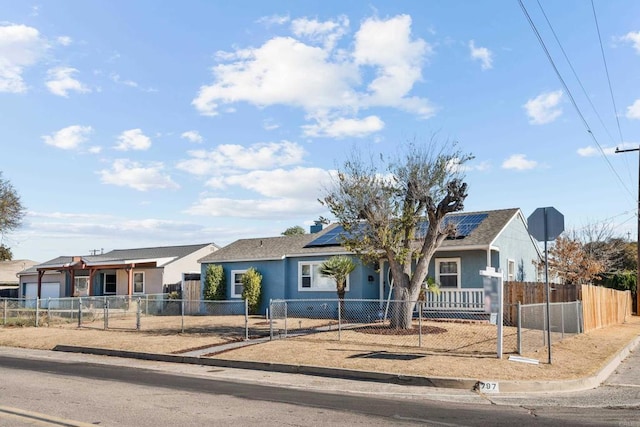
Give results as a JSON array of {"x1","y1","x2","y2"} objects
[{"x1": 53, "y1": 336, "x2": 640, "y2": 393}]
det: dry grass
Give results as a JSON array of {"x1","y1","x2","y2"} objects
[{"x1": 1, "y1": 314, "x2": 639, "y2": 381}]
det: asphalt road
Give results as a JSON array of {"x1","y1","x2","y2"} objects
[{"x1": 0, "y1": 352, "x2": 639, "y2": 426}]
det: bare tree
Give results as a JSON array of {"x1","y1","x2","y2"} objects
[
  {"x1": 322, "y1": 139, "x2": 471, "y2": 328},
  {"x1": 0, "y1": 172, "x2": 25, "y2": 258}
]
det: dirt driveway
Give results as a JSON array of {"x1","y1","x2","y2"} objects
[{"x1": 1, "y1": 316, "x2": 639, "y2": 382}]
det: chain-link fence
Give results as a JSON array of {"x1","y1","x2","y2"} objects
[
  {"x1": 1, "y1": 298, "x2": 39, "y2": 326},
  {"x1": 268, "y1": 298, "x2": 584, "y2": 357},
  {"x1": 269, "y1": 298, "x2": 511, "y2": 356},
  {"x1": 1, "y1": 295, "x2": 264, "y2": 342},
  {"x1": 2, "y1": 295, "x2": 585, "y2": 358},
  {"x1": 517, "y1": 301, "x2": 583, "y2": 354}
]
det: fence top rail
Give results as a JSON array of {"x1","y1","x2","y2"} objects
[
  {"x1": 271, "y1": 298, "x2": 425, "y2": 304},
  {"x1": 521, "y1": 301, "x2": 581, "y2": 308}
]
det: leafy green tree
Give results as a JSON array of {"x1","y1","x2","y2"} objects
[
  {"x1": 322, "y1": 140, "x2": 471, "y2": 328},
  {"x1": 320, "y1": 255, "x2": 356, "y2": 319},
  {"x1": 241, "y1": 267, "x2": 262, "y2": 314},
  {"x1": 281, "y1": 225, "x2": 306, "y2": 236},
  {"x1": 203, "y1": 264, "x2": 226, "y2": 300},
  {"x1": 0, "y1": 173, "x2": 25, "y2": 256}
]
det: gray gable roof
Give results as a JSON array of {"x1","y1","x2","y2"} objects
[
  {"x1": 439, "y1": 208, "x2": 521, "y2": 248},
  {"x1": 200, "y1": 208, "x2": 525, "y2": 264},
  {"x1": 101, "y1": 243, "x2": 215, "y2": 261},
  {"x1": 27, "y1": 243, "x2": 217, "y2": 272},
  {"x1": 199, "y1": 224, "x2": 348, "y2": 263}
]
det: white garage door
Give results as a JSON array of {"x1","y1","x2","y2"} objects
[{"x1": 23, "y1": 283, "x2": 61, "y2": 308}]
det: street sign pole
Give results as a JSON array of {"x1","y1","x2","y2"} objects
[
  {"x1": 528, "y1": 207, "x2": 564, "y2": 365},
  {"x1": 543, "y1": 208, "x2": 551, "y2": 365}
]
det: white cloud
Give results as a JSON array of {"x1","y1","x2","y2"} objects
[
  {"x1": 578, "y1": 142, "x2": 637, "y2": 157},
  {"x1": 257, "y1": 14, "x2": 290, "y2": 26},
  {"x1": 193, "y1": 36, "x2": 359, "y2": 116},
  {"x1": 88, "y1": 146, "x2": 102, "y2": 154},
  {"x1": 469, "y1": 40, "x2": 493, "y2": 70},
  {"x1": 523, "y1": 90, "x2": 563, "y2": 124},
  {"x1": 502, "y1": 154, "x2": 538, "y2": 170},
  {"x1": 206, "y1": 167, "x2": 332, "y2": 198},
  {"x1": 353, "y1": 15, "x2": 434, "y2": 116},
  {"x1": 57, "y1": 36, "x2": 72, "y2": 46},
  {"x1": 98, "y1": 159, "x2": 179, "y2": 191},
  {"x1": 176, "y1": 140, "x2": 305, "y2": 176},
  {"x1": 263, "y1": 119, "x2": 280, "y2": 131},
  {"x1": 181, "y1": 130, "x2": 203, "y2": 143},
  {"x1": 192, "y1": 14, "x2": 434, "y2": 133},
  {"x1": 291, "y1": 15, "x2": 349, "y2": 50},
  {"x1": 42, "y1": 125, "x2": 93, "y2": 149},
  {"x1": 621, "y1": 31, "x2": 640, "y2": 54},
  {"x1": 302, "y1": 115, "x2": 384, "y2": 138},
  {"x1": 110, "y1": 73, "x2": 138, "y2": 88},
  {"x1": 114, "y1": 129, "x2": 152, "y2": 151},
  {"x1": 184, "y1": 196, "x2": 323, "y2": 219},
  {"x1": 0, "y1": 24, "x2": 49, "y2": 93},
  {"x1": 45, "y1": 67, "x2": 90, "y2": 97},
  {"x1": 626, "y1": 99, "x2": 640, "y2": 119}
]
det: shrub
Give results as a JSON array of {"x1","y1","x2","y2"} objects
[
  {"x1": 241, "y1": 267, "x2": 262, "y2": 314},
  {"x1": 203, "y1": 264, "x2": 226, "y2": 300}
]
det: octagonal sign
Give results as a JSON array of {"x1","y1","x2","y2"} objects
[{"x1": 528, "y1": 207, "x2": 564, "y2": 242}]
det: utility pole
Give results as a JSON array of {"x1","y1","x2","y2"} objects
[{"x1": 615, "y1": 147, "x2": 640, "y2": 314}]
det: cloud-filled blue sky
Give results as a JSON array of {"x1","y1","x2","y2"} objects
[{"x1": 2, "y1": 0, "x2": 640, "y2": 261}]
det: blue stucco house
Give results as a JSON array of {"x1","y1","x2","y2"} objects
[{"x1": 198, "y1": 208, "x2": 541, "y2": 313}]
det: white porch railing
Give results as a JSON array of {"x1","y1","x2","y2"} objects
[{"x1": 423, "y1": 289, "x2": 485, "y2": 311}]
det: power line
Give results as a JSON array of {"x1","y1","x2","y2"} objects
[
  {"x1": 535, "y1": 0, "x2": 617, "y2": 146},
  {"x1": 591, "y1": 0, "x2": 625, "y2": 145},
  {"x1": 518, "y1": 0, "x2": 635, "y2": 201}
]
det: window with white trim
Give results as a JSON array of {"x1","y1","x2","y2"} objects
[
  {"x1": 133, "y1": 272, "x2": 144, "y2": 294},
  {"x1": 231, "y1": 270, "x2": 246, "y2": 298},
  {"x1": 507, "y1": 259, "x2": 515, "y2": 281},
  {"x1": 103, "y1": 273, "x2": 116, "y2": 295},
  {"x1": 435, "y1": 258, "x2": 461, "y2": 288},
  {"x1": 298, "y1": 261, "x2": 349, "y2": 292}
]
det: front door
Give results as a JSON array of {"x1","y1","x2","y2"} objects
[{"x1": 74, "y1": 277, "x2": 90, "y2": 297}]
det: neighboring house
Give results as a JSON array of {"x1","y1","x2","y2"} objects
[
  {"x1": 18, "y1": 243, "x2": 218, "y2": 300},
  {"x1": 198, "y1": 208, "x2": 542, "y2": 313},
  {"x1": 0, "y1": 260, "x2": 38, "y2": 298}
]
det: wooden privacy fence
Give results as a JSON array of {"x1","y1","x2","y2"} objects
[
  {"x1": 503, "y1": 281, "x2": 632, "y2": 331},
  {"x1": 580, "y1": 284, "x2": 632, "y2": 332},
  {"x1": 503, "y1": 281, "x2": 580, "y2": 325},
  {"x1": 504, "y1": 281, "x2": 580, "y2": 305}
]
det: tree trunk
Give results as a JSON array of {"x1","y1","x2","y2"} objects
[
  {"x1": 389, "y1": 277, "x2": 419, "y2": 329},
  {"x1": 337, "y1": 290, "x2": 346, "y2": 321}
]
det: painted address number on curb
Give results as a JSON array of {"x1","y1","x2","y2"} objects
[{"x1": 478, "y1": 381, "x2": 500, "y2": 393}]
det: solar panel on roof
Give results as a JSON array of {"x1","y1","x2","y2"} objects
[
  {"x1": 304, "y1": 225, "x2": 345, "y2": 247},
  {"x1": 445, "y1": 213, "x2": 488, "y2": 238},
  {"x1": 305, "y1": 213, "x2": 488, "y2": 247},
  {"x1": 416, "y1": 213, "x2": 488, "y2": 239}
]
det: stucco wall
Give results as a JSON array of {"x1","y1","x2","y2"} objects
[{"x1": 164, "y1": 245, "x2": 216, "y2": 285}]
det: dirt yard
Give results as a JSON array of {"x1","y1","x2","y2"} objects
[{"x1": 1, "y1": 315, "x2": 639, "y2": 381}]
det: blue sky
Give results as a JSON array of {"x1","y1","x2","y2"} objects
[{"x1": 2, "y1": 1, "x2": 640, "y2": 262}]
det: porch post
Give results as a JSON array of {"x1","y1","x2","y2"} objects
[
  {"x1": 37, "y1": 270, "x2": 44, "y2": 298},
  {"x1": 378, "y1": 260, "x2": 385, "y2": 306},
  {"x1": 70, "y1": 269, "x2": 76, "y2": 297},
  {"x1": 89, "y1": 268, "x2": 96, "y2": 296},
  {"x1": 127, "y1": 267, "x2": 133, "y2": 296}
]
